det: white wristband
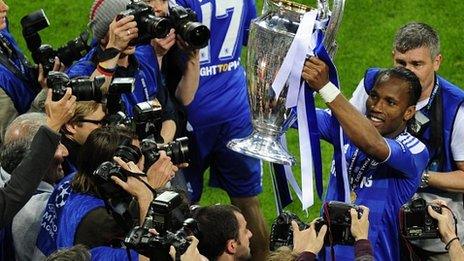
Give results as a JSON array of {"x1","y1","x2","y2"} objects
[{"x1": 318, "y1": 82, "x2": 340, "y2": 103}]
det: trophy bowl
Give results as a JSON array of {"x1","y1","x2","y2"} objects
[{"x1": 227, "y1": 0, "x2": 344, "y2": 166}]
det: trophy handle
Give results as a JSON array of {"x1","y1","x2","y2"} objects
[
  {"x1": 319, "y1": 0, "x2": 346, "y2": 57},
  {"x1": 262, "y1": 0, "x2": 346, "y2": 58}
]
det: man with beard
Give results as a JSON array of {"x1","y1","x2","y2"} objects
[
  {"x1": 194, "y1": 205, "x2": 253, "y2": 261},
  {"x1": 0, "y1": 112, "x2": 69, "y2": 261},
  {"x1": 302, "y1": 61, "x2": 429, "y2": 260}
]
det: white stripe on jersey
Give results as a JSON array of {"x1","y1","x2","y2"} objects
[{"x1": 396, "y1": 132, "x2": 426, "y2": 155}]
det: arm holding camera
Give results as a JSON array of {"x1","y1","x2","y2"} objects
[
  {"x1": 45, "y1": 87, "x2": 77, "y2": 132},
  {"x1": 91, "y1": 15, "x2": 138, "y2": 93},
  {"x1": 173, "y1": 37, "x2": 200, "y2": 106},
  {"x1": 350, "y1": 206, "x2": 374, "y2": 261},
  {"x1": 152, "y1": 28, "x2": 176, "y2": 67},
  {"x1": 0, "y1": 89, "x2": 73, "y2": 227},
  {"x1": 29, "y1": 57, "x2": 67, "y2": 112},
  {"x1": 428, "y1": 200, "x2": 464, "y2": 260},
  {"x1": 146, "y1": 151, "x2": 178, "y2": 189},
  {"x1": 169, "y1": 236, "x2": 208, "y2": 261},
  {"x1": 291, "y1": 219, "x2": 327, "y2": 258},
  {"x1": 111, "y1": 157, "x2": 154, "y2": 226}
]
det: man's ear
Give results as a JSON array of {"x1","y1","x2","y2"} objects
[
  {"x1": 433, "y1": 53, "x2": 442, "y2": 72},
  {"x1": 64, "y1": 123, "x2": 77, "y2": 135},
  {"x1": 224, "y1": 239, "x2": 237, "y2": 255},
  {"x1": 403, "y1": 105, "x2": 416, "y2": 122}
]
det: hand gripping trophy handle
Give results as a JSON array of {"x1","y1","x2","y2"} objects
[{"x1": 227, "y1": 0, "x2": 345, "y2": 165}]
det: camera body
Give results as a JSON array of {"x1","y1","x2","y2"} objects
[
  {"x1": 133, "y1": 101, "x2": 163, "y2": 141},
  {"x1": 21, "y1": 9, "x2": 90, "y2": 74},
  {"x1": 118, "y1": 1, "x2": 170, "y2": 45},
  {"x1": 269, "y1": 201, "x2": 363, "y2": 250},
  {"x1": 47, "y1": 71, "x2": 105, "y2": 102},
  {"x1": 169, "y1": 5, "x2": 210, "y2": 49},
  {"x1": 141, "y1": 137, "x2": 189, "y2": 171},
  {"x1": 269, "y1": 211, "x2": 309, "y2": 251},
  {"x1": 47, "y1": 71, "x2": 104, "y2": 101},
  {"x1": 106, "y1": 77, "x2": 135, "y2": 116},
  {"x1": 124, "y1": 191, "x2": 198, "y2": 261},
  {"x1": 314, "y1": 201, "x2": 363, "y2": 245},
  {"x1": 400, "y1": 197, "x2": 441, "y2": 239}
]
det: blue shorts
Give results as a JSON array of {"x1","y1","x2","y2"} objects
[{"x1": 184, "y1": 116, "x2": 262, "y2": 202}]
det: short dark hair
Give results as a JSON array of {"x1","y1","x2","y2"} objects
[
  {"x1": 46, "y1": 244, "x2": 91, "y2": 261},
  {"x1": 394, "y1": 22, "x2": 440, "y2": 58},
  {"x1": 194, "y1": 205, "x2": 241, "y2": 260},
  {"x1": 374, "y1": 67, "x2": 422, "y2": 106},
  {"x1": 72, "y1": 126, "x2": 137, "y2": 195}
]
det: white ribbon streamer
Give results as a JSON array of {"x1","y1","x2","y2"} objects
[{"x1": 271, "y1": 10, "x2": 319, "y2": 209}]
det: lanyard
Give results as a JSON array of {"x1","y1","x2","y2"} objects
[
  {"x1": 424, "y1": 77, "x2": 440, "y2": 113},
  {"x1": 0, "y1": 33, "x2": 27, "y2": 76},
  {"x1": 347, "y1": 148, "x2": 376, "y2": 190}
]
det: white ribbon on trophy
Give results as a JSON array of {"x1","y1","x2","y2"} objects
[{"x1": 271, "y1": 10, "x2": 319, "y2": 209}]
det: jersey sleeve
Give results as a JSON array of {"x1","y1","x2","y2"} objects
[
  {"x1": 316, "y1": 108, "x2": 336, "y2": 144},
  {"x1": 384, "y1": 136, "x2": 429, "y2": 178}
]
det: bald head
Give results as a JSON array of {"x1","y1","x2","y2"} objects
[{"x1": 1, "y1": 113, "x2": 47, "y2": 173}]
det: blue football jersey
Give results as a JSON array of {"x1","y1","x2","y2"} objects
[
  {"x1": 170, "y1": 0, "x2": 257, "y2": 128},
  {"x1": 316, "y1": 109, "x2": 429, "y2": 261}
]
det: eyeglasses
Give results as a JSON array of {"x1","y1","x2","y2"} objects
[{"x1": 78, "y1": 119, "x2": 104, "y2": 125}]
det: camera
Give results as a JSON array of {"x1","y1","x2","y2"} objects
[
  {"x1": 314, "y1": 201, "x2": 363, "y2": 245},
  {"x1": 21, "y1": 9, "x2": 90, "y2": 74},
  {"x1": 106, "y1": 77, "x2": 135, "y2": 115},
  {"x1": 118, "y1": 1, "x2": 171, "y2": 45},
  {"x1": 169, "y1": 5, "x2": 210, "y2": 49},
  {"x1": 400, "y1": 197, "x2": 441, "y2": 240},
  {"x1": 269, "y1": 211, "x2": 309, "y2": 251},
  {"x1": 269, "y1": 201, "x2": 363, "y2": 249},
  {"x1": 92, "y1": 161, "x2": 133, "y2": 200},
  {"x1": 141, "y1": 137, "x2": 189, "y2": 171},
  {"x1": 47, "y1": 71, "x2": 104, "y2": 101},
  {"x1": 133, "y1": 101, "x2": 163, "y2": 141},
  {"x1": 124, "y1": 191, "x2": 198, "y2": 261}
]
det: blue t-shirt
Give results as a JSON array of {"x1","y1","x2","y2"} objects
[
  {"x1": 170, "y1": 0, "x2": 257, "y2": 128},
  {"x1": 316, "y1": 109, "x2": 429, "y2": 261}
]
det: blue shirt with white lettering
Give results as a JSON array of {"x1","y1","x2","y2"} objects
[
  {"x1": 317, "y1": 109, "x2": 429, "y2": 261},
  {"x1": 170, "y1": 0, "x2": 256, "y2": 128}
]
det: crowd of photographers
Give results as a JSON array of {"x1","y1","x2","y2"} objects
[{"x1": 1, "y1": 0, "x2": 464, "y2": 260}]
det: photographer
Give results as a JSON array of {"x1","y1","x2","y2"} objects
[
  {"x1": 268, "y1": 206, "x2": 373, "y2": 261},
  {"x1": 35, "y1": 126, "x2": 177, "y2": 260},
  {"x1": 68, "y1": 0, "x2": 199, "y2": 143},
  {"x1": 302, "y1": 61, "x2": 429, "y2": 260},
  {"x1": 61, "y1": 101, "x2": 106, "y2": 174},
  {"x1": 427, "y1": 200, "x2": 464, "y2": 261},
  {"x1": 0, "y1": 87, "x2": 74, "y2": 228},
  {"x1": 194, "y1": 204, "x2": 252, "y2": 261},
  {"x1": 0, "y1": 0, "x2": 64, "y2": 143}
]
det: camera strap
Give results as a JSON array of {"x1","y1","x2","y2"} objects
[{"x1": 0, "y1": 34, "x2": 30, "y2": 84}]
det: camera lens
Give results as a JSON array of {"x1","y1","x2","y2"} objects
[
  {"x1": 180, "y1": 22, "x2": 210, "y2": 49},
  {"x1": 143, "y1": 15, "x2": 171, "y2": 39}
]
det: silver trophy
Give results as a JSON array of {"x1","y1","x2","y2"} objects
[{"x1": 227, "y1": 0, "x2": 345, "y2": 166}]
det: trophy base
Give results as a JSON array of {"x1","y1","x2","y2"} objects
[{"x1": 227, "y1": 131, "x2": 296, "y2": 166}]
